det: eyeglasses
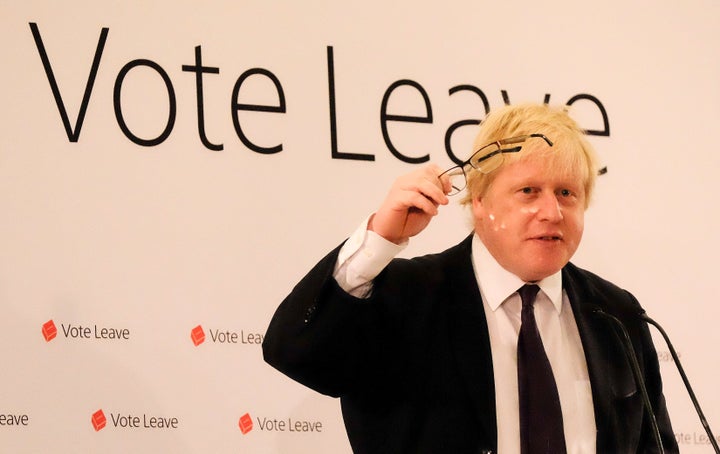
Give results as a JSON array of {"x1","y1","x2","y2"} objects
[{"x1": 438, "y1": 133, "x2": 554, "y2": 196}]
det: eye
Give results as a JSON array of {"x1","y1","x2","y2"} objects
[
  {"x1": 557, "y1": 188, "x2": 583, "y2": 205},
  {"x1": 517, "y1": 187, "x2": 539, "y2": 199}
]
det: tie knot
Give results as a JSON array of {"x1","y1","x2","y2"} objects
[{"x1": 518, "y1": 284, "x2": 540, "y2": 310}]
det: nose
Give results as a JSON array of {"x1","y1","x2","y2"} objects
[{"x1": 535, "y1": 192, "x2": 563, "y2": 222}]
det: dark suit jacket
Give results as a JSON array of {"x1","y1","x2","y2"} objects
[{"x1": 263, "y1": 236, "x2": 678, "y2": 453}]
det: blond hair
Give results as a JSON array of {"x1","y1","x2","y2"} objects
[{"x1": 459, "y1": 103, "x2": 599, "y2": 209}]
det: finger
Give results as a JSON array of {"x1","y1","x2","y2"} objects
[
  {"x1": 436, "y1": 171, "x2": 454, "y2": 196},
  {"x1": 399, "y1": 171, "x2": 447, "y2": 209},
  {"x1": 415, "y1": 177, "x2": 449, "y2": 206},
  {"x1": 402, "y1": 190, "x2": 441, "y2": 216},
  {"x1": 424, "y1": 164, "x2": 453, "y2": 200}
]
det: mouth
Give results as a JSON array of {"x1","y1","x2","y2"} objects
[{"x1": 532, "y1": 235, "x2": 563, "y2": 241}]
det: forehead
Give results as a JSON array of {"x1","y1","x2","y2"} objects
[{"x1": 493, "y1": 155, "x2": 586, "y2": 190}]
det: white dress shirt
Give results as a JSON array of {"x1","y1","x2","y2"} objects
[{"x1": 333, "y1": 221, "x2": 597, "y2": 453}]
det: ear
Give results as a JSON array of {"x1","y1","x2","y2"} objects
[{"x1": 471, "y1": 195, "x2": 486, "y2": 220}]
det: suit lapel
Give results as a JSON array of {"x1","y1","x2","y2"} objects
[
  {"x1": 563, "y1": 266, "x2": 637, "y2": 452},
  {"x1": 445, "y1": 236, "x2": 498, "y2": 449}
]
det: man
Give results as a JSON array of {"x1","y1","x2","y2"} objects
[{"x1": 263, "y1": 103, "x2": 677, "y2": 453}]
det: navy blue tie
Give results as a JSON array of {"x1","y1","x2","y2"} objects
[{"x1": 517, "y1": 284, "x2": 567, "y2": 454}]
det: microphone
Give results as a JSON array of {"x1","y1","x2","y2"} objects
[
  {"x1": 590, "y1": 306, "x2": 664, "y2": 453},
  {"x1": 640, "y1": 313, "x2": 720, "y2": 454}
]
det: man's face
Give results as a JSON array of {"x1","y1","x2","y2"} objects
[{"x1": 472, "y1": 157, "x2": 586, "y2": 282}]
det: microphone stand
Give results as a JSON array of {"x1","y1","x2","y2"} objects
[
  {"x1": 641, "y1": 313, "x2": 720, "y2": 454},
  {"x1": 592, "y1": 308, "x2": 664, "y2": 453}
]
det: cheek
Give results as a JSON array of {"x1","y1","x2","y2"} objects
[
  {"x1": 485, "y1": 211, "x2": 532, "y2": 237},
  {"x1": 488, "y1": 214, "x2": 508, "y2": 232},
  {"x1": 519, "y1": 206, "x2": 540, "y2": 215},
  {"x1": 566, "y1": 211, "x2": 585, "y2": 242},
  {"x1": 570, "y1": 207, "x2": 585, "y2": 227},
  {"x1": 474, "y1": 202, "x2": 508, "y2": 232},
  {"x1": 474, "y1": 198, "x2": 531, "y2": 235}
]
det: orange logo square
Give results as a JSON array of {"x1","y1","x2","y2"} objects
[
  {"x1": 92, "y1": 409, "x2": 107, "y2": 431},
  {"x1": 191, "y1": 325, "x2": 205, "y2": 346},
  {"x1": 239, "y1": 412, "x2": 253, "y2": 434},
  {"x1": 42, "y1": 320, "x2": 57, "y2": 342}
]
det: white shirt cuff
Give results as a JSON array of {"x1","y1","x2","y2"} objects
[{"x1": 333, "y1": 216, "x2": 407, "y2": 296}]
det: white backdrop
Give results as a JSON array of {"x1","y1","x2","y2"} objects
[{"x1": 1, "y1": 1, "x2": 719, "y2": 452}]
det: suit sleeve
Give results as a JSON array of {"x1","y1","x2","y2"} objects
[
  {"x1": 262, "y1": 243, "x2": 399, "y2": 397},
  {"x1": 262, "y1": 239, "x2": 444, "y2": 400}
]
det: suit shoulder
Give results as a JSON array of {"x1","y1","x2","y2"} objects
[
  {"x1": 564, "y1": 262, "x2": 625, "y2": 293},
  {"x1": 563, "y1": 262, "x2": 643, "y2": 315},
  {"x1": 387, "y1": 235, "x2": 472, "y2": 272},
  {"x1": 410, "y1": 235, "x2": 473, "y2": 265},
  {"x1": 373, "y1": 235, "x2": 473, "y2": 293}
]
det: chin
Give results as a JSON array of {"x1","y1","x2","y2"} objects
[{"x1": 520, "y1": 263, "x2": 564, "y2": 282}]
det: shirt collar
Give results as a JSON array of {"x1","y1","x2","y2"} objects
[{"x1": 471, "y1": 234, "x2": 563, "y2": 313}]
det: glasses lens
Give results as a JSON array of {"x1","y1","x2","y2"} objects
[
  {"x1": 470, "y1": 143, "x2": 502, "y2": 174},
  {"x1": 445, "y1": 168, "x2": 466, "y2": 196}
]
